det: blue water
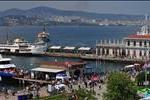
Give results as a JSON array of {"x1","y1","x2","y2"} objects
[
  {"x1": 0, "y1": 25, "x2": 139, "y2": 46},
  {"x1": 0, "y1": 25, "x2": 140, "y2": 72}
]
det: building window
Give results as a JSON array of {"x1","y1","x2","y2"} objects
[
  {"x1": 139, "y1": 51, "x2": 142, "y2": 56},
  {"x1": 144, "y1": 51, "x2": 147, "y2": 56},
  {"x1": 128, "y1": 50, "x2": 130, "y2": 55},
  {"x1": 133, "y1": 50, "x2": 136, "y2": 57},
  {"x1": 127, "y1": 41, "x2": 130, "y2": 46},
  {"x1": 106, "y1": 49, "x2": 109, "y2": 55},
  {"x1": 144, "y1": 41, "x2": 147, "y2": 47},
  {"x1": 133, "y1": 41, "x2": 136, "y2": 46},
  {"x1": 139, "y1": 41, "x2": 142, "y2": 47}
]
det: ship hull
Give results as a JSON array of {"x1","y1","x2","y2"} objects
[{"x1": 0, "y1": 52, "x2": 44, "y2": 56}]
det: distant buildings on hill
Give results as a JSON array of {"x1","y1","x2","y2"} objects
[{"x1": 0, "y1": 15, "x2": 147, "y2": 26}]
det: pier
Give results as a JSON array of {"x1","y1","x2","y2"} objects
[{"x1": 44, "y1": 52, "x2": 146, "y2": 63}]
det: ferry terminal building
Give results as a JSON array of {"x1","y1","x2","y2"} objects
[{"x1": 96, "y1": 25, "x2": 150, "y2": 60}]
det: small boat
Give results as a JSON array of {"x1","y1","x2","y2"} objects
[{"x1": 0, "y1": 54, "x2": 16, "y2": 80}]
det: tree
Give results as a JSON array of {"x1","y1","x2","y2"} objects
[
  {"x1": 103, "y1": 72, "x2": 139, "y2": 100},
  {"x1": 75, "y1": 88, "x2": 96, "y2": 100}
]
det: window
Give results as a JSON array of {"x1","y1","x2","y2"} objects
[
  {"x1": 133, "y1": 41, "x2": 136, "y2": 46},
  {"x1": 144, "y1": 41, "x2": 147, "y2": 47},
  {"x1": 144, "y1": 51, "x2": 147, "y2": 56},
  {"x1": 139, "y1": 41, "x2": 142, "y2": 47},
  {"x1": 128, "y1": 50, "x2": 130, "y2": 55},
  {"x1": 139, "y1": 51, "x2": 142, "y2": 56},
  {"x1": 127, "y1": 41, "x2": 130, "y2": 46},
  {"x1": 133, "y1": 50, "x2": 136, "y2": 56}
]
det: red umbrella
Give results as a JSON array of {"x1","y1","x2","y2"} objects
[{"x1": 91, "y1": 76, "x2": 99, "y2": 81}]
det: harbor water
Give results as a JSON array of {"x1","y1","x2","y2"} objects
[{"x1": 0, "y1": 25, "x2": 140, "y2": 72}]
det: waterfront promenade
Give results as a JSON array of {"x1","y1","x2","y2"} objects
[{"x1": 45, "y1": 52, "x2": 146, "y2": 63}]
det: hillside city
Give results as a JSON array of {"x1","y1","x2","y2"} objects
[{"x1": 1, "y1": 15, "x2": 148, "y2": 26}]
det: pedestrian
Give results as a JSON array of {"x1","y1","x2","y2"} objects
[
  {"x1": 99, "y1": 84, "x2": 101, "y2": 90},
  {"x1": 78, "y1": 85, "x2": 81, "y2": 89},
  {"x1": 84, "y1": 81, "x2": 87, "y2": 88}
]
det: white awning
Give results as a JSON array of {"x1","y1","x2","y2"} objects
[
  {"x1": 63, "y1": 46, "x2": 75, "y2": 50},
  {"x1": 78, "y1": 47, "x2": 91, "y2": 51},
  {"x1": 31, "y1": 67, "x2": 65, "y2": 73},
  {"x1": 0, "y1": 64, "x2": 16, "y2": 69},
  {"x1": 50, "y1": 46, "x2": 61, "y2": 49},
  {"x1": 125, "y1": 65, "x2": 134, "y2": 68}
]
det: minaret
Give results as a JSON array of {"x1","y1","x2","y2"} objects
[{"x1": 139, "y1": 14, "x2": 149, "y2": 35}]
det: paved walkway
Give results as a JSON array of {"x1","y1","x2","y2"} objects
[
  {"x1": 0, "y1": 82, "x2": 107, "y2": 100},
  {"x1": 65, "y1": 82, "x2": 107, "y2": 100}
]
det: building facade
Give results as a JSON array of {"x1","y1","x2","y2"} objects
[{"x1": 96, "y1": 25, "x2": 150, "y2": 60}]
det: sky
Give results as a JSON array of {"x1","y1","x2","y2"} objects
[{"x1": 0, "y1": 1, "x2": 150, "y2": 15}]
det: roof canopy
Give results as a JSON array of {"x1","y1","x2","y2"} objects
[
  {"x1": 50, "y1": 46, "x2": 61, "y2": 49},
  {"x1": 0, "y1": 64, "x2": 16, "y2": 69},
  {"x1": 78, "y1": 47, "x2": 91, "y2": 51},
  {"x1": 63, "y1": 46, "x2": 75, "y2": 50},
  {"x1": 127, "y1": 34, "x2": 150, "y2": 39},
  {"x1": 40, "y1": 61, "x2": 86, "y2": 69},
  {"x1": 31, "y1": 67, "x2": 65, "y2": 73},
  {"x1": 125, "y1": 64, "x2": 134, "y2": 68}
]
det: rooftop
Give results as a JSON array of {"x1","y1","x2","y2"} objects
[
  {"x1": 127, "y1": 34, "x2": 150, "y2": 39},
  {"x1": 40, "y1": 61, "x2": 86, "y2": 69}
]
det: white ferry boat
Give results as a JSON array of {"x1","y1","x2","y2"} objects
[
  {"x1": 96, "y1": 15, "x2": 150, "y2": 61},
  {"x1": 0, "y1": 27, "x2": 49, "y2": 55}
]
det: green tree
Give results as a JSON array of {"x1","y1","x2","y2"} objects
[{"x1": 103, "y1": 72, "x2": 139, "y2": 100}]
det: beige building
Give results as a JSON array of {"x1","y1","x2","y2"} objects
[{"x1": 96, "y1": 25, "x2": 150, "y2": 60}]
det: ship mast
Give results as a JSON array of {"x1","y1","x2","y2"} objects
[
  {"x1": 43, "y1": 23, "x2": 47, "y2": 32},
  {"x1": 6, "y1": 27, "x2": 9, "y2": 44}
]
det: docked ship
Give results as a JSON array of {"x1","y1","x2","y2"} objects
[
  {"x1": 0, "y1": 27, "x2": 50, "y2": 56},
  {"x1": 0, "y1": 54, "x2": 16, "y2": 80},
  {"x1": 96, "y1": 15, "x2": 150, "y2": 61}
]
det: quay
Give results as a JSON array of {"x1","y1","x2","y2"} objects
[
  {"x1": 44, "y1": 52, "x2": 81, "y2": 58},
  {"x1": 44, "y1": 52, "x2": 146, "y2": 63},
  {"x1": 80, "y1": 55, "x2": 145, "y2": 63}
]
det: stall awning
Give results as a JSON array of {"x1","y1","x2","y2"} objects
[
  {"x1": 50, "y1": 46, "x2": 61, "y2": 49},
  {"x1": 0, "y1": 64, "x2": 16, "y2": 69},
  {"x1": 31, "y1": 67, "x2": 65, "y2": 73},
  {"x1": 78, "y1": 47, "x2": 91, "y2": 51},
  {"x1": 125, "y1": 65, "x2": 134, "y2": 68},
  {"x1": 63, "y1": 46, "x2": 75, "y2": 50}
]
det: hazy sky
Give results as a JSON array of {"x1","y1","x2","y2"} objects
[{"x1": 0, "y1": 1, "x2": 150, "y2": 15}]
